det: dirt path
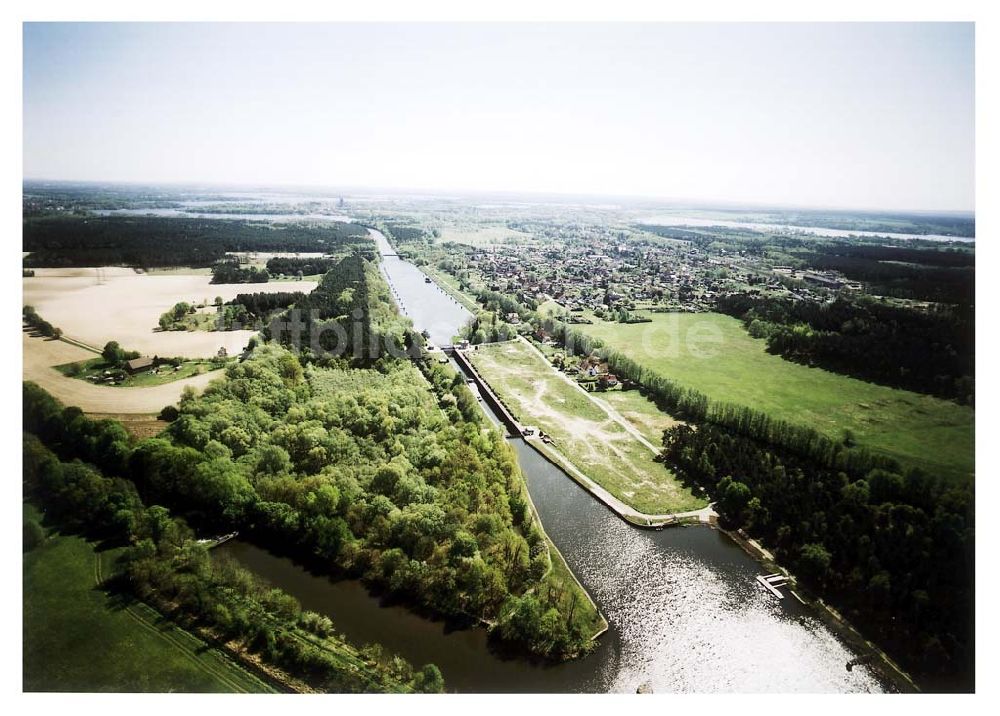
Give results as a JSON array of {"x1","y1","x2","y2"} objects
[
  {"x1": 518, "y1": 337, "x2": 661, "y2": 453},
  {"x1": 23, "y1": 331, "x2": 220, "y2": 414}
]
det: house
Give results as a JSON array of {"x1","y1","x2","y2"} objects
[
  {"x1": 124, "y1": 356, "x2": 155, "y2": 374},
  {"x1": 598, "y1": 373, "x2": 619, "y2": 389}
]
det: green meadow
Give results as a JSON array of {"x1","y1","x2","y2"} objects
[
  {"x1": 578, "y1": 312, "x2": 974, "y2": 482},
  {"x1": 23, "y1": 504, "x2": 275, "y2": 693}
]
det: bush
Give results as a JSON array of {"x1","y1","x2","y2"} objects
[{"x1": 23, "y1": 519, "x2": 45, "y2": 551}]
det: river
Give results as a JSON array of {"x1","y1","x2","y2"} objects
[
  {"x1": 216, "y1": 227, "x2": 890, "y2": 693},
  {"x1": 639, "y1": 214, "x2": 973, "y2": 244}
]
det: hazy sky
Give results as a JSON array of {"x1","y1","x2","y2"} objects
[{"x1": 23, "y1": 23, "x2": 974, "y2": 211}]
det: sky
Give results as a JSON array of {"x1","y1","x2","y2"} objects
[{"x1": 22, "y1": 22, "x2": 975, "y2": 212}]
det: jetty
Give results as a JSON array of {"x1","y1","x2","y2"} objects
[{"x1": 756, "y1": 572, "x2": 789, "y2": 599}]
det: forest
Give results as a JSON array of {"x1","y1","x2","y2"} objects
[
  {"x1": 223, "y1": 292, "x2": 307, "y2": 329},
  {"x1": 267, "y1": 253, "x2": 413, "y2": 364},
  {"x1": 793, "y1": 243, "x2": 974, "y2": 305},
  {"x1": 22, "y1": 407, "x2": 442, "y2": 693},
  {"x1": 22, "y1": 216, "x2": 371, "y2": 268},
  {"x1": 715, "y1": 293, "x2": 974, "y2": 403},
  {"x1": 265, "y1": 257, "x2": 340, "y2": 277},
  {"x1": 662, "y1": 422, "x2": 973, "y2": 691},
  {"x1": 211, "y1": 261, "x2": 271, "y2": 284}
]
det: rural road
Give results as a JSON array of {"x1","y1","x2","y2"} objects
[{"x1": 23, "y1": 331, "x2": 221, "y2": 414}]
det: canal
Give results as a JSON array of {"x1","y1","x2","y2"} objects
[{"x1": 217, "y1": 228, "x2": 889, "y2": 693}]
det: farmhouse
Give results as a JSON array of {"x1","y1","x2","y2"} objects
[{"x1": 124, "y1": 356, "x2": 155, "y2": 374}]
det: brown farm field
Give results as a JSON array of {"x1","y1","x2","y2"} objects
[{"x1": 23, "y1": 268, "x2": 317, "y2": 358}]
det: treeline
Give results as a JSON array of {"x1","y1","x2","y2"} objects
[
  {"x1": 211, "y1": 261, "x2": 270, "y2": 284},
  {"x1": 265, "y1": 257, "x2": 340, "y2": 276},
  {"x1": 794, "y1": 243, "x2": 974, "y2": 305},
  {"x1": 22, "y1": 423, "x2": 442, "y2": 693},
  {"x1": 771, "y1": 210, "x2": 975, "y2": 238},
  {"x1": 23, "y1": 216, "x2": 371, "y2": 269},
  {"x1": 663, "y1": 422, "x2": 974, "y2": 691},
  {"x1": 458, "y1": 312, "x2": 521, "y2": 345},
  {"x1": 22, "y1": 305, "x2": 62, "y2": 339},
  {"x1": 539, "y1": 317, "x2": 894, "y2": 473},
  {"x1": 716, "y1": 293, "x2": 974, "y2": 404}
]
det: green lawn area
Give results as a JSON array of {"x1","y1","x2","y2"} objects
[
  {"x1": 23, "y1": 503, "x2": 275, "y2": 693},
  {"x1": 577, "y1": 312, "x2": 974, "y2": 482},
  {"x1": 469, "y1": 340, "x2": 706, "y2": 514},
  {"x1": 55, "y1": 357, "x2": 226, "y2": 388}
]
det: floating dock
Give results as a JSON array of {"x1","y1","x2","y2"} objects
[{"x1": 756, "y1": 572, "x2": 789, "y2": 599}]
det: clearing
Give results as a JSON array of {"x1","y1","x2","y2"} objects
[
  {"x1": 23, "y1": 331, "x2": 220, "y2": 414},
  {"x1": 577, "y1": 312, "x2": 974, "y2": 482},
  {"x1": 468, "y1": 339, "x2": 706, "y2": 515}
]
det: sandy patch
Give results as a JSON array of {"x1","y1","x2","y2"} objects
[{"x1": 23, "y1": 269, "x2": 317, "y2": 358}]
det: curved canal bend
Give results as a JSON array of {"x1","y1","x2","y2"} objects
[{"x1": 218, "y1": 228, "x2": 888, "y2": 693}]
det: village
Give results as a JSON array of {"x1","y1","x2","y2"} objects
[{"x1": 429, "y1": 222, "x2": 857, "y2": 322}]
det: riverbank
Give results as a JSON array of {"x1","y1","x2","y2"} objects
[{"x1": 717, "y1": 524, "x2": 919, "y2": 694}]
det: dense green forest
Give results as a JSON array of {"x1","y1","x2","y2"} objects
[
  {"x1": 267, "y1": 254, "x2": 413, "y2": 364},
  {"x1": 22, "y1": 418, "x2": 442, "y2": 693},
  {"x1": 22, "y1": 216, "x2": 371, "y2": 268},
  {"x1": 715, "y1": 294, "x2": 974, "y2": 403},
  {"x1": 381, "y1": 222, "x2": 428, "y2": 244},
  {"x1": 211, "y1": 261, "x2": 271, "y2": 284},
  {"x1": 793, "y1": 243, "x2": 974, "y2": 305},
  {"x1": 222, "y1": 292, "x2": 307, "y2": 330},
  {"x1": 663, "y1": 422, "x2": 973, "y2": 691},
  {"x1": 265, "y1": 257, "x2": 340, "y2": 276}
]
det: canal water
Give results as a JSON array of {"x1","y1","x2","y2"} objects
[{"x1": 216, "y1": 228, "x2": 889, "y2": 693}]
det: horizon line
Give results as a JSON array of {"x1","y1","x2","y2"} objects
[{"x1": 21, "y1": 176, "x2": 976, "y2": 218}]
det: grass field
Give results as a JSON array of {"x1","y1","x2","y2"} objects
[
  {"x1": 577, "y1": 312, "x2": 975, "y2": 482},
  {"x1": 23, "y1": 503, "x2": 274, "y2": 693},
  {"x1": 55, "y1": 357, "x2": 225, "y2": 388},
  {"x1": 469, "y1": 340, "x2": 706, "y2": 514},
  {"x1": 598, "y1": 389, "x2": 684, "y2": 446}
]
